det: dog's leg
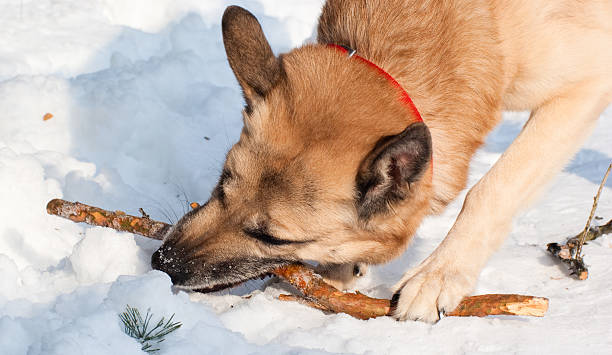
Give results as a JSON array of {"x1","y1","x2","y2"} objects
[
  {"x1": 392, "y1": 82, "x2": 611, "y2": 322},
  {"x1": 315, "y1": 263, "x2": 367, "y2": 290}
]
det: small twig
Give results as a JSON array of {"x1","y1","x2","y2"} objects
[
  {"x1": 575, "y1": 163, "x2": 611, "y2": 259},
  {"x1": 546, "y1": 163, "x2": 612, "y2": 280},
  {"x1": 547, "y1": 218, "x2": 612, "y2": 280},
  {"x1": 139, "y1": 208, "x2": 151, "y2": 219}
]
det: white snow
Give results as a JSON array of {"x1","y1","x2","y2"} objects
[{"x1": 1, "y1": 0, "x2": 611, "y2": 354}]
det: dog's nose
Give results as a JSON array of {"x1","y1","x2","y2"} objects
[
  {"x1": 151, "y1": 247, "x2": 190, "y2": 285},
  {"x1": 150, "y1": 248, "x2": 164, "y2": 271}
]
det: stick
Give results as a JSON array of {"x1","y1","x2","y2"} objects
[
  {"x1": 576, "y1": 164, "x2": 611, "y2": 260},
  {"x1": 47, "y1": 198, "x2": 548, "y2": 319},
  {"x1": 546, "y1": 163, "x2": 612, "y2": 280},
  {"x1": 275, "y1": 263, "x2": 548, "y2": 319},
  {"x1": 46, "y1": 199, "x2": 170, "y2": 240},
  {"x1": 546, "y1": 218, "x2": 612, "y2": 280},
  {"x1": 274, "y1": 263, "x2": 391, "y2": 319},
  {"x1": 277, "y1": 294, "x2": 331, "y2": 311}
]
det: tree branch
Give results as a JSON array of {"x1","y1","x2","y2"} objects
[
  {"x1": 546, "y1": 218, "x2": 612, "y2": 280},
  {"x1": 275, "y1": 263, "x2": 548, "y2": 319},
  {"x1": 46, "y1": 199, "x2": 170, "y2": 239},
  {"x1": 47, "y1": 198, "x2": 548, "y2": 319},
  {"x1": 546, "y1": 163, "x2": 612, "y2": 280}
]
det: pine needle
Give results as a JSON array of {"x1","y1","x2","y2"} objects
[{"x1": 119, "y1": 305, "x2": 182, "y2": 353}]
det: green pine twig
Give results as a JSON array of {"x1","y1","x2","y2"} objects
[{"x1": 119, "y1": 305, "x2": 182, "y2": 353}]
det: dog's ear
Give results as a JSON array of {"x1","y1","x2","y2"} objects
[
  {"x1": 222, "y1": 6, "x2": 281, "y2": 104},
  {"x1": 356, "y1": 122, "x2": 432, "y2": 219}
]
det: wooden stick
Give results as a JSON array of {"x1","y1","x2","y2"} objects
[
  {"x1": 277, "y1": 294, "x2": 330, "y2": 312},
  {"x1": 274, "y1": 263, "x2": 391, "y2": 319},
  {"x1": 275, "y1": 263, "x2": 548, "y2": 319},
  {"x1": 46, "y1": 199, "x2": 170, "y2": 240},
  {"x1": 547, "y1": 218, "x2": 612, "y2": 280},
  {"x1": 445, "y1": 294, "x2": 549, "y2": 317},
  {"x1": 546, "y1": 163, "x2": 612, "y2": 280},
  {"x1": 576, "y1": 163, "x2": 611, "y2": 260},
  {"x1": 47, "y1": 198, "x2": 549, "y2": 319}
]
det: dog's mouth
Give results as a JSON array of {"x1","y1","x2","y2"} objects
[
  {"x1": 170, "y1": 258, "x2": 293, "y2": 293},
  {"x1": 152, "y1": 244, "x2": 294, "y2": 292},
  {"x1": 191, "y1": 272, "x2": 275, "y2": 293}
]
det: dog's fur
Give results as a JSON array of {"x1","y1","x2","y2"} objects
[{"x1": 152, "y1": 0, "x2": 612, "y2": 322}]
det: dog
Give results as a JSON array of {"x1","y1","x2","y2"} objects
[{"x1": 151, "y1": 0, "x2": 612, "y2": 322}]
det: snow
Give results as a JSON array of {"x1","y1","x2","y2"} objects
[{"x1": 1, "y1": 0, "x2": 611, "y2": 354}]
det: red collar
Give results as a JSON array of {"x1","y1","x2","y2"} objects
[
  {"x1": 329, "y1": 44, "x2": 432, "y2": 174},
  {"x1": 328, "y1": 44, "x2": 423, "y2": 123}
]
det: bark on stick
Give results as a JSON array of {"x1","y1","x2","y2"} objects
[
  {"x1": 46, "y1": 199, "x2": 170, "y2": 239},
  {"x1": 276, "y1": 263, "x2": 548, "y2": 319},
  {"x1": 47, "y1": 198, "x2": 548, "y2": 319}
]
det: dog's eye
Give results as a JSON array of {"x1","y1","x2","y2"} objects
[
  {"x1": 214, "y1": 168, "x2": 233, "y2": 206},
  {"x1": 219, "y1": 168, "x2": 232, "y2": 184},
  {"x1": 243, "y1": 227, "x2": 296, "y2": 246}
]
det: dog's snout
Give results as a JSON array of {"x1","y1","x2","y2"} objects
[
  {"x1": 151, "y1": 246, "x2": 190, "y2": 285},
  {"x1": 150, "y1": 248, "x2": 164, "y2": 271}
]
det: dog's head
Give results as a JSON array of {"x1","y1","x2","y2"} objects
[{"x1": 151, "y1": 6, "x2": 433, "y2": 291}]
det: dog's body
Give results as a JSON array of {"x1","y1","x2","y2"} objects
[{"x1": 152, "y1": 0, "x2": 612, "y2": 322}]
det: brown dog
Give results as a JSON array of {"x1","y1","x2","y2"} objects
[{"x1": 152, "y1": 0, "x2": 612, "y2": 322}]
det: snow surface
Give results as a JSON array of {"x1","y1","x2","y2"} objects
[{"x1": 1, "y1": 1, "x2": 611, "y2": 354}]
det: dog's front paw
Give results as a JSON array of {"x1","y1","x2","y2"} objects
[{"x1": 391, "y1": 260, "x2": 477, "y2": 323}]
